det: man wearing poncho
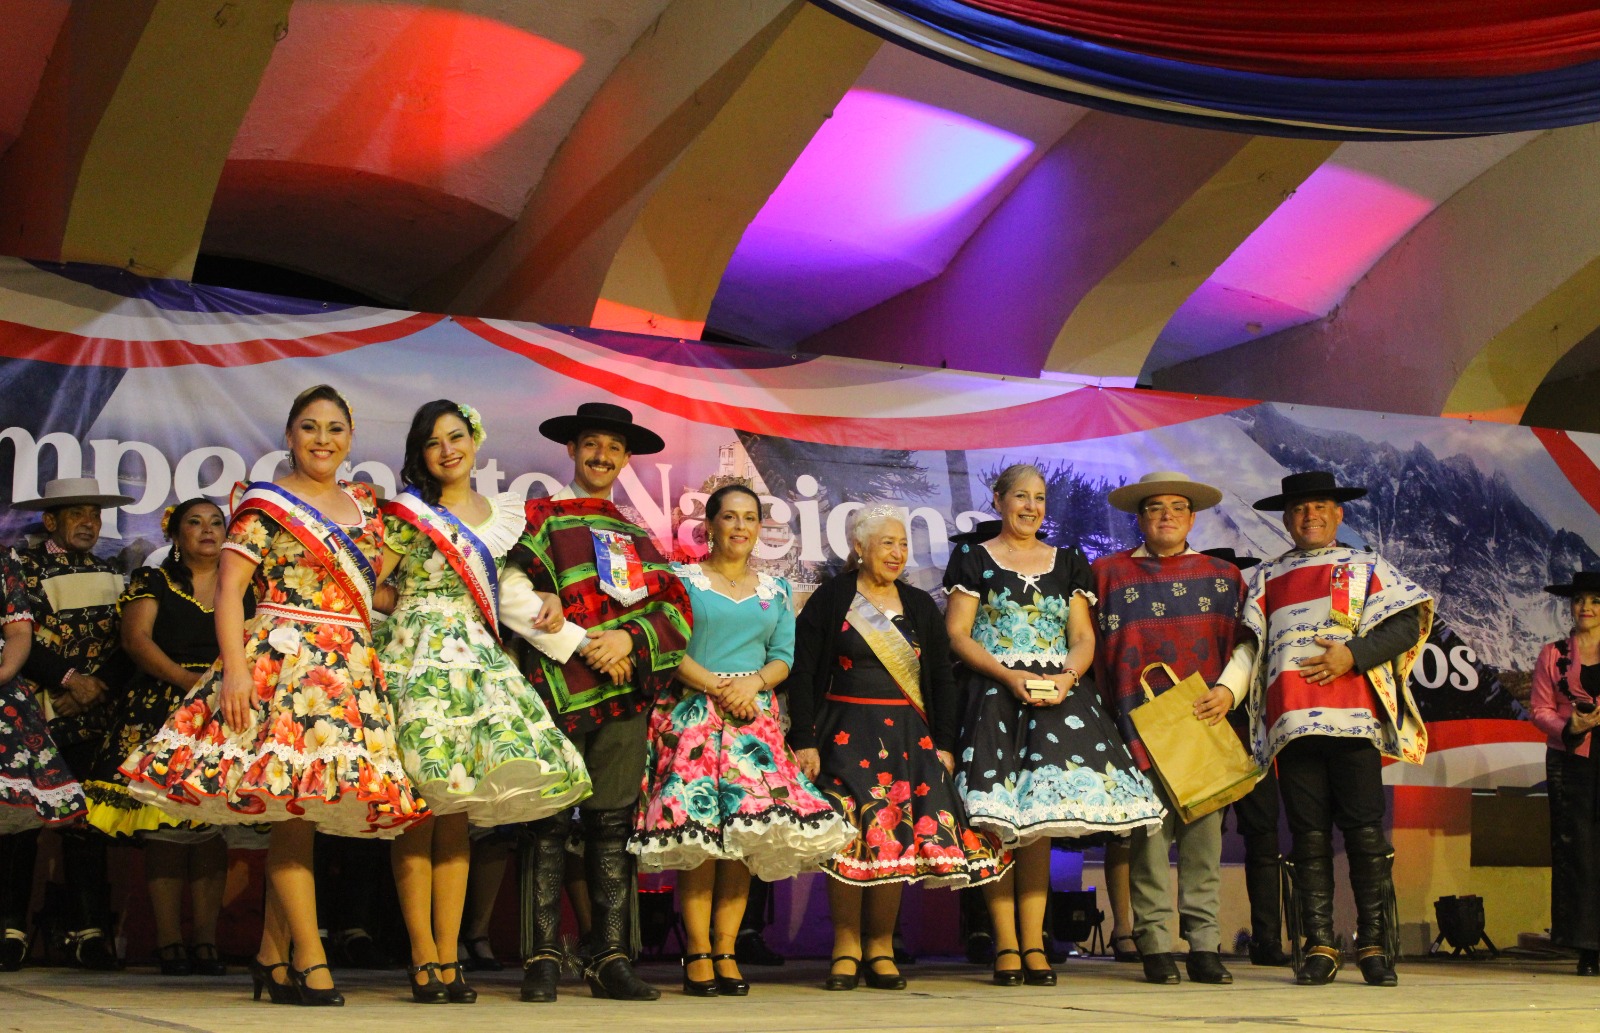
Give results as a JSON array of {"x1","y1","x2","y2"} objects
[{"x1": 1217, "y1": 471, "x2": 1431, "y2": 989}]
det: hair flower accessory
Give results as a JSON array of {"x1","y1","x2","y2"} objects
[
  {"x1": 458, "y1": 403, "x2": 487, "y2": 446},
  {"x1": 159, "y1": 504, "x2": 177, "y2": 539}
]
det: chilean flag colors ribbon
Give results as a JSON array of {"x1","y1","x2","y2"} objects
[{"x1": 382, "y1": 488, "x2": 502, "y2": 641}]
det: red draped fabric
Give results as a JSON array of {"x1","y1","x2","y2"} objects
[{"x1": 958, "y1": 0, "x2": 1600, "y2": 78}]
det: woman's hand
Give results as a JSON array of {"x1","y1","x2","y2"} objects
[
  {"x1": 794, "y1": 747, "x2": 821, "y2": 781},
  {"x1": 999, "y1": 667, "x2": 1042, "y2": 707},
  {"x1": 936, "y1": 749, "x2": 956, "y2": 774},
  {"x1": 1570, "y1": 704, "x2": 1600, "y2": 736},
  {"x1": 531, "y1": 591, "x2": 565, "y2": 633},
  {"x1": 716, "y1": 675, "x2": 762, "y2": 721},
  {"x1": 373, "y1": 583, "x2": 397, "y2": 614},
  {"x1": 219, "y1": 663, "x2": 254, "y2": 732}
]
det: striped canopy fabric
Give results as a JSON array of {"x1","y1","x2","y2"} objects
[{"x1": 815, "y1": 0, "x2": 1600, "y2": 138}]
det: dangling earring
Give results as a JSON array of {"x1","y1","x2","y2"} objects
[{"x1": 170, "y1": 543, "x2": 181, "y2": 564}]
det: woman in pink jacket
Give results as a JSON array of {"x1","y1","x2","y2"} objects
[{"x1": 1531, "y1": 571, "x2": 1600, "y2": 977}]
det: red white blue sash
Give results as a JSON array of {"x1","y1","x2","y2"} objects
[
  {"x1": 230, "y1": 481, "x2": 376, "y2": 628},
  {"x1": 382, "y1": 488, "x2": 501, "y2": 641}
]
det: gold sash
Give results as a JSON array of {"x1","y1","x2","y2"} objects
[{"x1": 846, "y1": 592, "x2": 926, "y2": 720}]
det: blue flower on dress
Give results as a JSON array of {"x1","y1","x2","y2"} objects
[
  {"x1": 719, "y1": 782, "x2": 748, "y2": 818},
  {"x1": 1072, "y1": 755, "x2": 1084, "y2": 764},
  {"x1": 1065, "y1": 715, "x2": 1085, "y2": 730},
  {"x1": 1063, "y1": 766, "x2": 1111, "y2": 808},
  {"x1": 961, "y1": 747, "x2": 974, "y2": 763},
  {"x1": 1045, "y1": 732, "x2": 1058, "y2": 743},
  {"x1": 730, "y1": 734, "x2": 778, "y2": 776},
  {"x1": 681, "y1": 777, "x2": 722, "y2": 824},
  {"x1": 674, "y1": 693, "x2": 711, "y2": 728},
  {"x1": 1095, "y1": 742, "x2": 1107, "y2": 752}
]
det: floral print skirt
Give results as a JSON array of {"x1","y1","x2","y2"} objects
[
  {"x1": 376, "y1": 596, "x2": 591, "y2": 826},
  {"x1": 633, "y1": 680, "x2": 851, "y2": 881},
  {"x1": 816, "y1": 693, "x2": 1008, "y2": 887},
  {"x1": 0, "y1": 679, "x2": 85, "y2": 834},
  {"x1": 121, "y1": 612, "x2": 427, "y2": 838},
  {"x1": 956, "y1": 672, "x2": 1164, "y2": 848}
]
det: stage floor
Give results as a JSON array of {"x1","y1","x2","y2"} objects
[{"x1": 2, "y1": 954, "x2": 1589, "y2": 1033}]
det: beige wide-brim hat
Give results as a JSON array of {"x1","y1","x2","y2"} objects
[
  {"x1": 1106, "y1": 471, "x2": 1224, "y2": 514},
  {"x1": 13, "y1": 477, "x2": 135, "y2": 511}
]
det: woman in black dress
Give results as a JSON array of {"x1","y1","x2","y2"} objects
[
  {"x1": 86, "y1": 497, "x2": 251, "y2": 975},
  {"x1": 789, "y1": 507, "x2": 1006, "y2": 992}
]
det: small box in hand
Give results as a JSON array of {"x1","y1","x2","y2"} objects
[{"x1": 1025, "y1": 678, "x2": 1057, "y2": 700}]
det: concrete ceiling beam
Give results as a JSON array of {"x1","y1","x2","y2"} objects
[
  {"x1": 0, "y1": 0, "x2": 291, "y2": 280},
  {"x1": 1043, "y1": 136, "x2": 1337, "y2": 379},
  {"x1": 592, "y1": 4, "x2": 879, "y2": 339},
  {"x1": 418, "y1": 0, "x2": 809, "y2": 325}
]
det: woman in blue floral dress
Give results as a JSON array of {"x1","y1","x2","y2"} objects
[
  {"x1": 633, "y1": 484, "x2": 848, "y2": 996},
  {"x1": 945, "y1": 464, "x2": 1163, "y2": 986}
]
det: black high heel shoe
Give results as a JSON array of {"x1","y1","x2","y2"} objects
[
  {"x1": 460, "y1": 936, "x2": 503, "y2": 972},
  {"x1": 248, "y1": 958, "x2": 295, "y2": 1004},
  {"x1": 823, "y1": 955, "x2": 860, "y2": 991},
  {"x1": 711, "y1": 953, "x2": 749, "y2": 996},
  {"x1": 156, "y1": 942, "x2": 193, "y2": 976},
  {"x1": 992, "y1": 947, "x2": 1023, "y2": 986},
  {"x1": 189, "y1": 942, "x2": 226, "y2": 977},
  {"x1": 1021, "y1": 947, "x2": 1057, "y2": 987},
  {"x1": 863, "y1": 955, "x2": 906, "y2": 991},
  {"x1": 681, "y1": 952, "x2": 720, "y2": 997},
  {"x1": 289, "y1": 962, "x2": 345, "y2": 1006},
  {"x1": 408, "y1": 961, "x2": 449, "y2": 1003},
  {"x1": 438, "y1": 961, "x2": 477, "y2": 1003}
]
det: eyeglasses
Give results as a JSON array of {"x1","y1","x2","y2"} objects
[{"x1": 1139, "y1": 501, "x2": 1192, "y2": 516}]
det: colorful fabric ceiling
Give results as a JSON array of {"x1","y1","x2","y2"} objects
[{"x1": 814, "y1": 0, "x2": 1600, "y2": 138}]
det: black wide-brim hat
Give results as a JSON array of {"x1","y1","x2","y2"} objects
[
  {"x1": 1252, "y1": 470, "x2": 1367, "y2": 511},
  {"x1": 538, "y1": 401, "x2": 665, "y2": 456},
  {"x1": 1546, "y1": 570, "x2": 1600, "y2": 597},
  {"x1": 1201, "y1": 547, "x2": 1260, "y2": 570}
]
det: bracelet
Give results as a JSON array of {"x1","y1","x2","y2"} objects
[
  {"x1": 756, "y1": 671, "x2": 769, "y2": 690},
  {"x1": 1062, "y1": 668, "x2": 1079, "y2": 683}
]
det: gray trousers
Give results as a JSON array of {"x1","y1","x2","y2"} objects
[{"x1": 1130, "y1": 780, "x2": 1224, "y2": 954}]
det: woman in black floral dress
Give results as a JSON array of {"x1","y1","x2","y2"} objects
[
  {"x1": 0, "y1": 546, "x2": 85, "y2": 969},
  {"x1": 788, "y1": 507, "x2": 1007, "y2": 992},
  {"x1": 86, "y1": 497, "x2": 251, "y2": 975}
]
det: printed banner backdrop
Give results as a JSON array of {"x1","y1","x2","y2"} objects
[{"x1": 5, "y1": 257, "x2": 1597, "y2": 790}]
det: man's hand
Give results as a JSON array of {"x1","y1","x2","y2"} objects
[
  {"x1": 794, "y1": 748, "x2": 821, "y2": 781},
  {"x1": 530, "y1": 592, "x2": 565, "y2": 633},
  {"x1": 579, "y1": 628, "x2": 632, "y2": 669},
  {"x1": 49, "y1": 690, "x2": 82, "y2": 718},
  {"x1": 1194, "y1": 685, "x2": 1233, "y2": 726},
  {"x1": 1296, "y1": 637, "x2": 1355, "y2": 684}
]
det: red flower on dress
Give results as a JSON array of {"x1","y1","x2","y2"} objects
[
  {"x1": 915, "y1": 783, "x2": 930, "y2": 797},
  {"x1": 918, "y1": 736, "x2": 934, "y2": 750},
  {"x1": 858, "y1": 759, "x2": 871, "y2": 768},
  {"x1": 877, "y1": 771, "x2": 893, "y2": 786},
  {"x1": 841, "y1": 620, "x2": 851, "y2": 632},
  {"x1": 833, "y1": 730, "x2": 850, "y2": 746},
  {"x1": 888, "y1": 780, "x2": 911, "y2": 804},
  {"x1": 883, "y1": 717, "x2": 894, "y2": 726},
  {"x1": 838, "y1": 656, "x2": 853, "y2": 670},
  {"x1": 913, "y1": 815, "x2": 937, "y2": 838}
]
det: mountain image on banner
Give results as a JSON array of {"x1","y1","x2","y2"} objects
[{"x1": 1229, "y1": 403, "x2": 1597, "y2": 674}]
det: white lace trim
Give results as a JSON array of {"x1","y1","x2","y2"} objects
[
  {"x1": 473, "y1": 492, "x2": 527, "y2": 559},
  {"x1": 0, "y1": 774, "x2": 82, "y2": 808},
  {"x1": 633, "y1": 811, "x2": 854, "y2": 881},
  {"x1": 987, "y1": 651, "x2": 1068, "y2": 668},
  {"x1": 133, "y1": 726, "x2": 411, "y2": 781},
  {"x1": 673, "y1": 563, "x2": 787, "y2": 605}
]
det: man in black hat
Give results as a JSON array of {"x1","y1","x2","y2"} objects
[
  {"x1": 1215, "y1": 471, "x2": 1433, "y2": 988},
  {"x1": 499, "y1": 403, "x2": 691, "y2": 1002},
  {"x1": 11, "y1": 477, "x2": 134, "y2": 969}
]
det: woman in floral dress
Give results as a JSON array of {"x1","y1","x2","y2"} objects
[
  {"x1": 0, "y1": 546, "x2": 85, "y2": 969},
  {"x1": 86, "y1": 497, "x2": 251, "y2": 976},
  {"x1": 788, "y1": 507, "x2": 1008, "y2": 993},
  {"x1": 634, "y1": 483, "x2": 849, "y2": 996},
  {"x1": 375, "y1": 399, "x2": 590, "y2": 1003},
  {"x1": 122, "y1": 384, "x2": 425, "y2": 1006},
  {"x1": 945, "y1": 464, "x2": 1163, "y2": 986}
]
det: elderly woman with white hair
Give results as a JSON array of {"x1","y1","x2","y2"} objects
[{"x1": 788, "y1": 506, "x2": 1008, "y2": 992}]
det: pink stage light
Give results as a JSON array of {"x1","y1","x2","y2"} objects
[
  {"x1": 749, "y1": 89, "x2": 1034, "y2": 258},
  {"x1": 234, "y1": 2, "x2": 582, "y2": 182}
]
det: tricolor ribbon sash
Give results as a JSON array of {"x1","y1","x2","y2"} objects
[
  {"x1": 1329, "y1": 562, "x2": 1371, "y2": 632},
  {"x1": 230, "y1": 481, "x2": 376, "y2": 628},
  {"x1": 846, "y1": 592, "x2": 926, "y2": 721},
  {"x1": 592, "y1": 528, "x2": 647, "y2": 607},
  {"x1": 382, "y1": 488, "x2": 501, "y2": 641}
]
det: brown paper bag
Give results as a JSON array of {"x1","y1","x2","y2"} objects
[{"x1": 1129, "y1": 662, "x2": 1262, "y2": 823}]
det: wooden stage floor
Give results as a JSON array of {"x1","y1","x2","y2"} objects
[{"x1": 2, "y1": 953, "x2": 1592, "y2": 1033}]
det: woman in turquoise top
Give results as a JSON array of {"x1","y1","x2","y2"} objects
[{"x1": 633, "y1": 483, "x2": 849, "y2": 997}]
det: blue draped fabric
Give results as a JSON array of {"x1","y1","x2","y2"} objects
[{"x1": 814, "y1": 0, "x2": 1600, "y2": 138}]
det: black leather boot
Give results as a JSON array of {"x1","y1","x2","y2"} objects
[
  {"x1": 520, "y1": 812, "x2": 572, "y2": 1003},
  {"x1": 1291, "y1": 831, "x2": 1340, "y2": 986},
  {"x1": 581, "y1": 807, "x2": 659, "y2": 1001},
  {"x1": 1244, "y1": 837, "x2": 1290, "y2": 966},
  {"x1": 1345, "y1": 825, "x2": 1399, "y2": 987}
]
